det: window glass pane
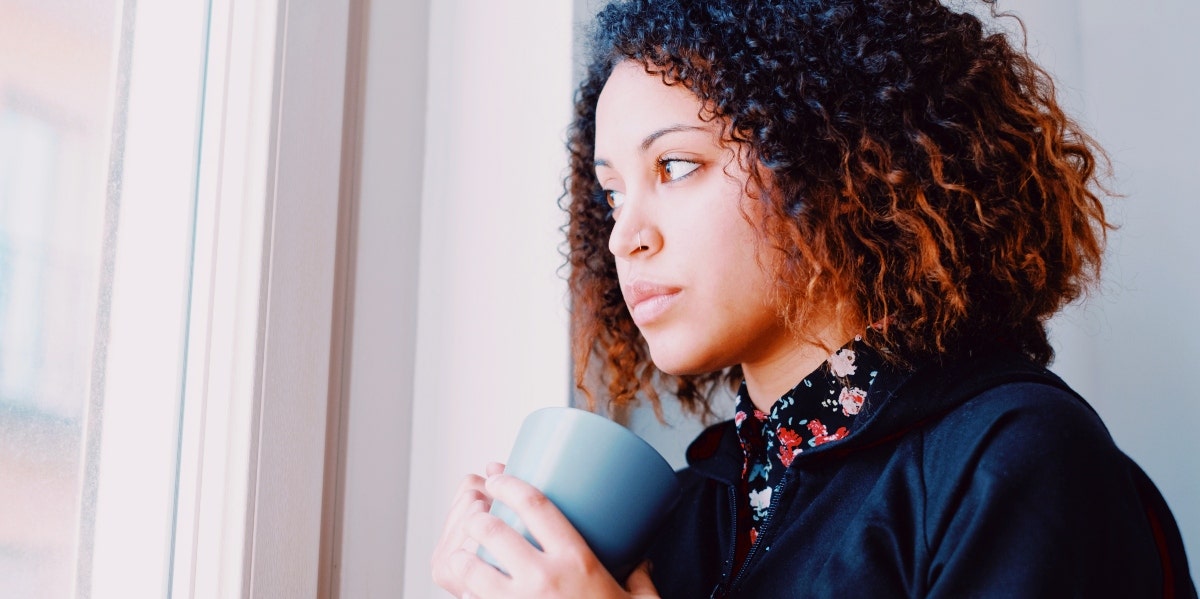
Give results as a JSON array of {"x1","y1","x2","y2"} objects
[{"x1": 1, "y1": 0, "x2": 116, "y2": 595}]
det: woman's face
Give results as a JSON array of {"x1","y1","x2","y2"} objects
[{"x1": 594, "y1": 61, "x2": 812, "y2": 380}]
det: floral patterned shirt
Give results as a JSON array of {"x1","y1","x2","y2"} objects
[{"x1": 732, "y1": 337, "x2": 885, "y2": 566}]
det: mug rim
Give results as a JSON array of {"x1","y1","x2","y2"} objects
[{"x1": 524, "y1": 406, "x2": 677, "y2": 478}]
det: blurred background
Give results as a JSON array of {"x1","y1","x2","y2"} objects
[
  {"x1": 0, "y1": 0, "x2": 1195, "y2": 597},
  {"x1": 1, "y1": 0, "x2": 122, "y2": 595}
]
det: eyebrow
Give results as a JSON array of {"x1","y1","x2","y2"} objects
[{"x1": 593, "y1": 124, "x2": 709, "y2": 168}]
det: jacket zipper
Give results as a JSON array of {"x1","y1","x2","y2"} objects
[
  {"x1": 708, "y1": 486, "x2": 739, "y2": 599},
  {"x1": 710, "y1": 470, "x2": 794, "y2": 598}
]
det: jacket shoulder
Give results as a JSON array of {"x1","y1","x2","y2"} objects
[
  {"x1": 924, "y1": 379, "x2": 1112, "y2": 452},
  {"x1": 915, "y1": 380, "x2": 1193, "y2": 596}
]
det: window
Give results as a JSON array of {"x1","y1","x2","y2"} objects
[
  {"x1": 0, "y1": 1, "x2": 129, "y2": 595},
  {"x1": 2, "y1": 0, "x2": 218, "y2": 592}
]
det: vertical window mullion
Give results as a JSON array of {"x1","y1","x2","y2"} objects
[{"x1": 82, "y1": 1, "x2": 210, "y2": 597}]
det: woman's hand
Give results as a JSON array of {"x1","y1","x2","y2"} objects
[
  {"x1": 432, "y1": 462, "x2": 506, "y2": 597},
  {"x1": 624, "y1": 562, "x2": 660, "y2": 599},
  {"x1": 432, "y1": 467, "x2": 660, "y2": 598}
]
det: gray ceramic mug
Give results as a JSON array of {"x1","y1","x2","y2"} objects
[{"x1": 477, "y1": 407, "x2": 682, "y2": 582}]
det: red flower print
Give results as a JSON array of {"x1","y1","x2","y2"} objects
[
  {"x1": 807, "y1": 419, "x2": 828, "y2": 437},
  {"x1": 735, "y1": 411, "x2": 747, "y2": 426},
  {"x1": 777, "y1": 426, "x2": 803, "y2": 448},
  {"x1": 750, "y1": 527, "x2": 759, "y2": 545},
  {"x1": 778, "y1": 444, "x2": 796, "y2": 467},
  {"x1": 808, "y1": 420, "x2": 850, "y2": 446},
  {"x1": 777, "y1": 426, "x2": 804, "y2": 467}
]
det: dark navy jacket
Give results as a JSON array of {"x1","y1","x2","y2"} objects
[{"x1": 646, "y1": 350, "x2": 1195, "y2": 598}]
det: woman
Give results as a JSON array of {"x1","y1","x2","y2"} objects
[{"x1": 432, "y1": 0, "x2": 1195, "y2": 597}]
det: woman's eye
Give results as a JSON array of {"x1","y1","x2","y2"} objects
[
  {"x1": 660, "y1": 159, "x2": 700, "y2": 181},
  {"x1": 605, "y1": 189, "x2": 625, "y2": 209}
]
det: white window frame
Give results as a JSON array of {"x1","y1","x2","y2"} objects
[
  {"x1": 81, "y1": 1, "x2": 212, "y2": 597},
  {"x1": 90, "y1": 0, "x2": 579, "y2": 596},
  {"x1": 168, "y1": 0, "x2": 354, "y2": 596}
]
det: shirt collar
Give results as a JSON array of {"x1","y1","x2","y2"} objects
[{"x1": 733, "y1": 337, "x2": 886, "y2": 488}]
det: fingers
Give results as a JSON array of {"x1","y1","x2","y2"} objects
[
  {"x1": 453, "y1": 473, "x2": 631, "y2": 598},
  {"x1": 435, "y1": 475, "x2": 490, "y2": 554},
  {"x1": 484, "y1": 474, "x2": 586, "y2": 554},
  {"x1": 626, "y1": 561, "x2": 659, "y2": 598},
  {"x1": 485, "y1": 461, "x2": 506, "y2": 477},
  {"x1": 464, "y1": 509, "x2": 543, "y2": 569},
  {"x1": 432, "y1": 472, "x2": 494, "y2": 595},
  {"x1": 448, "y1": 474, "x2": 491, "y2": 522},
  {"x1": 447, "y1": 548, "x2": 510, "y2": 597}
]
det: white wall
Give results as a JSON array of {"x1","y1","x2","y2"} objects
[
  {"x1": 333, "y1": 1, "x2": 575, "y2": 595},
  {"x1": 401, "y1": 2, "x2": 575, "y2": 597}
]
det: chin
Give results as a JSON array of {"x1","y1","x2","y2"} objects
[{"x1": 646, "y1": 341, "x2": 724, "y2": 377}]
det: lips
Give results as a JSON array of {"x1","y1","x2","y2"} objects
[{"x1": 623, "y1": 280, "x2": 682, "y2": 325}]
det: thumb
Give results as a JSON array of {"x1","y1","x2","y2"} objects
[{"x1": 625, "y1": 561, "x2": 659, "y2": 598}]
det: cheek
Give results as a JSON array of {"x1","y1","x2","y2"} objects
[
  {"x1": 613, "y1": 258, "x2": 631, "y2": 285},
  {"x1": 717, "y1": 227, "x2": 787, "y2": 321},
  {"x1": 711, "y1": 217, "x2": 769, "y2": 280}
]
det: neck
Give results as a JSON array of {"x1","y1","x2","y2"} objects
[{"x1": 741, "y1": 327, "x2": 852, "y2": 413}]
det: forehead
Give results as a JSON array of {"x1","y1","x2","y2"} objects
[{"x1": 594, "y1": 61, "x2": 713, "y2": 151}]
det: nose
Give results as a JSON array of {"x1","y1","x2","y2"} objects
[{"x1": 607, "y1": 198, "x2": 662, "y2": 259}]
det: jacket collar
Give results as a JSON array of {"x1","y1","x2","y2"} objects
[{"x1": 684, "y1": 348, "x2": 1075, "y2": 485}]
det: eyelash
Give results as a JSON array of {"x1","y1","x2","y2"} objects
[
  {"x1": 596, "y1": 157, "x2": 702, "y2": 212},
  {"x1": 656, "y1": 157, "x2": 701, "y2": 182},
  {"x1": 593, "y1": 189, "x2": 616, "y2": 214}
]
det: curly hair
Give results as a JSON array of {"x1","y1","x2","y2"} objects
[{"x1": 564, "y1": 0, "x2": 1111, "y2": 417}]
